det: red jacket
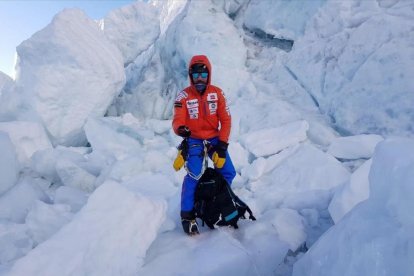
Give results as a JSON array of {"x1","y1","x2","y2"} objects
[{"x1": 172, "y1": 55, "x2": 231, "y2": 142}]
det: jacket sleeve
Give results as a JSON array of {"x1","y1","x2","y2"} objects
[
  {"x1": 172, "y1": 90, "x2": 188, "y2": 135},
  {"x1": 217, "y1": 89, "x2": 231, "y2": 143}
]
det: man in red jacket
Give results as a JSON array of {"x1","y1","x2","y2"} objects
[{"x1": 173, "y1": 55, "x2": 236, "y2": 235}]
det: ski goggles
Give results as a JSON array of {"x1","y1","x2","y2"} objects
[{"x1": 192, "y1": 72, "x2": 208, "y2": 79}]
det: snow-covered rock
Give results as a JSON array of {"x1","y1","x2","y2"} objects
[
  {"x1": 103, "y1": 1, "x2": 160, "y2": 65},
  {"x1": 8, "y1": 180, "x2": 167, "y2": 276},
  {"x1": 327, "y1": 134, "x2": 383, "y2": 159},
  {"x1": 0, "y1": 121, "x2": 52, "y2": 166},
  {"x1": 0, "y1": 132, "x2": 19, "y2": 196},
  {"x1": 14, "y1": 8, "x2": 126, "y2": 146},
  {"x1": 293, "y1": 138, "x2": 414, "y2": 276}
]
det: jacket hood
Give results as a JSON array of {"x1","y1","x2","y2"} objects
[{"x1": 188, "y1": 55, "x2": 212, "y2": 86}]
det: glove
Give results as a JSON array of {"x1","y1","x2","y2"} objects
[
  {"x1": 177, "y1": 125, "x2": 191, "y2": 138},
  {"x1": 173, "y1": 139, "x2": 188, "y2": 171},
  {"x1": 181, "y1": 210, "x2": 199, "y2": 235},
  {"x1": 212, "y1": 140, "x2": 228, "y2": 169}
]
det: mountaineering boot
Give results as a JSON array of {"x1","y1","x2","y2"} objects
[
  {"x1": 181, "y1": 210, "x2": 199, "y2": 235},
  {"x1": 181, "y1": 218, "x2": 199, "y2": 236}
]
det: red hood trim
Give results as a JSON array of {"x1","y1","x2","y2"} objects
[{"x1": 188, "y1": 55, "x2": 212, "y2": 86}]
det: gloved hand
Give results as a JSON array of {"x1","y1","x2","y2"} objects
[
  {"x1": 212, "y1": 140, "x2": 228, "y2": 169},
  {"x1": 173, "y1": 139, "x2": 188, "y2": 171},
  {"x1": 177, "y1": 125, "x2": 191, "y2": 138}
]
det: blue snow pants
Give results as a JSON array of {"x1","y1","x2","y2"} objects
[{"x1": 181, "y1": 137, "x2": 236, "y2": 213}]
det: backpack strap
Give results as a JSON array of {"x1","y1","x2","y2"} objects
[
  {"x1": 227, "y1": 186, "x2": 257, "y2": 221},
  {"x1": 245, "y1": 205, "x2": 256, "y2": 221}
]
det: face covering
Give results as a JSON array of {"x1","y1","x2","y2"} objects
[{"x1": 195, "y1": 82, "x2": 207, "y2": 93}]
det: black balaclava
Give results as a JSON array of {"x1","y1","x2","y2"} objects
[{"x1": 190, "y1": 63, "x2": 208, "y2": 93}]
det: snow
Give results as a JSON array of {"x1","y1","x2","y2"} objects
[
  {"x1": 164, "y1": 0, "x2": 249, "y2": 103},
  {"x1": 0, "y1": 121, "x2": 52, "y2": 166},
  {"x1": 292, "y1": 138, "x2": 414, "y2": 276},
  {"x1": 8, "y1": 180, "x2": 167, "y2": 276},
  {"x1": 0, "y1": 222, "x2": 33, "y2": 264},
  {"x1": 249, "y1": 143, "x2": 350, "y2": 215},
  {"x1": 284, "y1": 0, "x2": 414, "y2": 137},
  {"x1": 54, "y1": 186, "x2": 88, "y2": 213},
  {"x1": 14, "y1": 8, "x2": 126, "y2": 146},
  {"x1": 0, "y1": 72, "x2": 13, "y2": 97},
  {"x1": 1, "y1": 0, "x2": 414, "y2": 274},
  {"x1": 103, "y1": 1, "x2": 160, "y2": 65},
  {"x1": 84, "y1": 116, "x2": 145, "y2": 161},
  {"x1": 25, "y1": 201, "x2": 73, "y2": 246},
  {"x1": 265, "y1": 208, "x2": 306, "y2": 251},
  {"x1": 328, "y1": 159, "x2": 372, "y2": 224},
  {"x1": 55, "y1": 158, "x2": 97, "y2": 192},
  {"x1": 30, "y1": 146, "x2": 94, "y2": 185},
  {"x1": 228, "y1": 142, "x2": 250, "y2": 173},
  {"x1": 0, "y1": 132, "x2": 19, "y2": 195},
  {"x1": 240, "y1": 120, "x2": 309, "y2": 157},
  {"x1": 327, "y1": 134, "x2": 383, "y2": 159},
  {"x1": 0, "y1": 176, "x2": 50, "y2": 223},
  {"x1": 243, "y1": 0, "x2": 326, "y2": 40}
]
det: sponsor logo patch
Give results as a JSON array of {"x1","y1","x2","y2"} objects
[
  {"x1": 207, "y1": 93, "x2": 218, "y2": 101},
  {"x1": 186, "y1": 99, "x2": 199, "y2": 108},
  {"x1": 188, "y1": 107, "x2": 199, "y2": 115},
  {"x1": 190, "y1": 113, "x2": 198, "y2": 119},
  {"x1": 208, "y1": 102, "x2": 217, "y2": 114}
]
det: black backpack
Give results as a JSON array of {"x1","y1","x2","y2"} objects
[{"x1": 194, "y1": 168, "x2": 256, "y2": 229}]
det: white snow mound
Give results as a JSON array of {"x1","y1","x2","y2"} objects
[
  {"x1": 15, "y1": 8, "x2": 126, "y2": 146},
  {"x1": 8, "y1": 180, "x2": 167, "y2": 276},
  {"x1": 293, "y1": 138, "x2": 414, "y2": 276},
  {"x1": 240, "y1": 120, "x2": 309, "y2": 157}
]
